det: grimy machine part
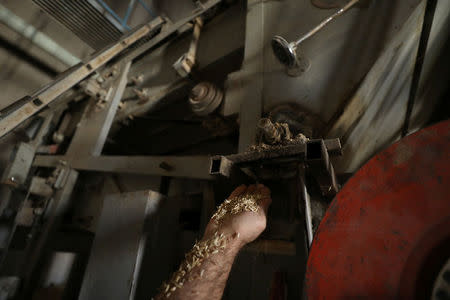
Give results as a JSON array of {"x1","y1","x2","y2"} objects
[{"x1": 271, "y1": 0, "x2": 360, "y2": 67}]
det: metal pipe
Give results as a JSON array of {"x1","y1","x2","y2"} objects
[
  {"x1": 0, "y1": 4, "x2": 80, "y2": 67},
  {"x1": 0, "y1": 35, "x2": 58, "y2": 76},
  {"x1": 123, "y1": 0, "x2": 136, "y2": 26},
  {"x1": 294, "y1": 0, "x2": 359, "y2": 47},
  {"x1": 271, "y1": 0, "x2": 360, "y2": 67},
  {"x1": 94, "y1": 0, "x2": 131, "y2": 30},
  {"x1": 299, "y1": 164, "x2": 314, "y2": 247},
  {"x1": 137, "y1": 0, "x2": 157, "y2": 18},
  {"x1": 401, "y1": 0, "x2": 438, "y2": 137}
]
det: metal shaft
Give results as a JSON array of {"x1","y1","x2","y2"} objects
[
  {"x1": 293, "y1": 0, "x2": 360, "y2": 48},
  {"x1": 299, "y1": 164, "x2": 314, "y2": 247}
]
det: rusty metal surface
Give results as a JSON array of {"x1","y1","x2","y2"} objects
[
  {"x1": 212, "y1": 138, "x2": 341, "y2": 169},
  {"x1": 306, "y1": 120, "x2": 450, "y2": 299}
]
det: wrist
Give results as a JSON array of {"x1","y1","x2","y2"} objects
[{"x1": 202, "y1": 228, "x2": 245, "y2": 253}]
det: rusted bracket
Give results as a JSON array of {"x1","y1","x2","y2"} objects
[{"x1": 210, "y1": 138, "x2": 342, "y2": 189}]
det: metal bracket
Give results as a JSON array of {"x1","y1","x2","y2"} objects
[
  {"x1": 305, "y1": 139, "x2": 340, "y2": 196},
  {"x1": 1, "y1": 143, "x2": 35, "y2": 187},
  {"x1": 210, "y1": 138, "x2": 341, "y2": 196},
  {"x1": 210, "y1": 139, "x2": 342, "y2": 175},
  {"x1": 173, "y1": 17, "x2": 203, "y2": 77}
]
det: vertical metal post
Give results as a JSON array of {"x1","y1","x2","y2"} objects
[
  {"x1": 237, "y1": 0, "x2": 264, "y2": 152},
  {"x1": 78, "y1": 190, "x2": 163, "y2": 300},
  {"x1": 65, "y1": 61, "x2": 131, "y2": 158},
  {"x1": 94, "y1": 0, "x2": 131, "y2": 30},
  {"x1": 298, "y1": 164, "x2": 313, "y2": 247},
  {"x1": 123, "y1": 0, "x2": 137, "y2": 27},
  {"x1": 18, "y1": 168, "x2": 79, "y2": 299},
  {"x1": 137, "y1": 0, "x2": 156, "y2": 18}
]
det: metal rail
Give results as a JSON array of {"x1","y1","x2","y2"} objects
[
  {"x1": 0, "y1": 17, "x2": 164, "y2": 138},
  {"x1": 33, "y1": 155, "x2": 214, "y2": 180},
  {"x1": 0, "y1": 0, "x2": 221, "y2": 139}
]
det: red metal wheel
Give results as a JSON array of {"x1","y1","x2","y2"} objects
[{"x1": 306, "y1": 120, "x2": 450, "y2": 299}]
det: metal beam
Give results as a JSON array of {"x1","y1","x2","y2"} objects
[
  {"x1": 210, "y1": 138, "x2": 342, "y2": 176},
  {"x1": 122, "y1": 0, "x2": 221, "y2": 63},
  {"x1": 401, "y1": 0, "x2": 438, "y2": 137},
  {"x1": 78, "y1": 190, "x2": 163, "y2": 300},
  {"x1": 0, "y1": 0, "x2": 223, "y2": 139},
  {"x1": 66, "y1": 62, "x2": 131, "y2": 157},
  {"x1": 0, "y1": 17, "x2": 164, "y2": 139},
  {"x1": 234, "y1": 0, "x2": 265, "y2": 152},
  {"x1": 19, "y1": 168, "x2": 79, "y2": 299},
  {"x1": 33, "y1": 155, "x2": 214, "y2": 180}
]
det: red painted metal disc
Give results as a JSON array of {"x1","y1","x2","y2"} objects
[{"x1": 306, "y1": 120, "x2": 450, "y2": 299}]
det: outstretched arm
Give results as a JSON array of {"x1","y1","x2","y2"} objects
[{"x1": 156, "y1": 184, "x2": 272, "y2": 300}]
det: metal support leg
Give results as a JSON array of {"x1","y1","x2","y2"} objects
[
  {"x1": 298, "y1": 164, "x2": 313, "y2": 247},
  {"x1": 18, "y1": 168, "x2": 79, "y2": 299},
  {"x1": 66, "y1": 62, "x2": 131, "y2": 157},
  {"x1": 78, "y1": 190, "x2": 163, "y2": 300}
]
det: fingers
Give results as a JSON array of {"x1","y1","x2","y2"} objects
[
  {"x1": 228, "y1": 184, "x2": 247, "y2": 199},
  {"x1": 255, "y1": 184, "x2": 272, "y2": 214},
  {"x1": 246, "y1": 184, "x2": 257, "y2": 194},
  {"x1": 256, "y1": 184, "x2": 271, "y2": 199},
  {"x1": 259, "y1": 196, "x2": 272, "y2": 214},
  {"x1": 228, "y1": 184, "x2": 272, "y2": 214}
]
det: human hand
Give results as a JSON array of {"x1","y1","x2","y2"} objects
[{"x1": 204, "y1": 184, "x2": 272, "y2": 248}]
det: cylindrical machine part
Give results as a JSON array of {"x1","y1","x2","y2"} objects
[
  {"x1": 189, "y1": 82, "x2": 223, "y2": 116},
  {"x1": 298, "y1": 165, "x2": 314, "y2": 247}
]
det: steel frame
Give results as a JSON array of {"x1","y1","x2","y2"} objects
[
  {"x1": 0, "y1": 0, "x2": 221, "y2": 140},
  {"x1": 0, "y1": 0, "x2": 221, "y2": 180},
  {"x1": 0, "y1": 3, "x2": 223, "y2": 297},
  {"x1": 94, "y1": 0, "x2": 157, "y2": 31}
]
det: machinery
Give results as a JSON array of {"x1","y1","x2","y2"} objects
[
  {"x1": 0, "y1": 0, "x2": 448, "y2": 299},
  {"x1": 306, "y1": 120, "x2": 450, "y2": 300}
]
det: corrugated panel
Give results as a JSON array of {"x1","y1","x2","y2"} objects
[{"x1": 32, "y1": 0, "x2": 124, "y2": 50}]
